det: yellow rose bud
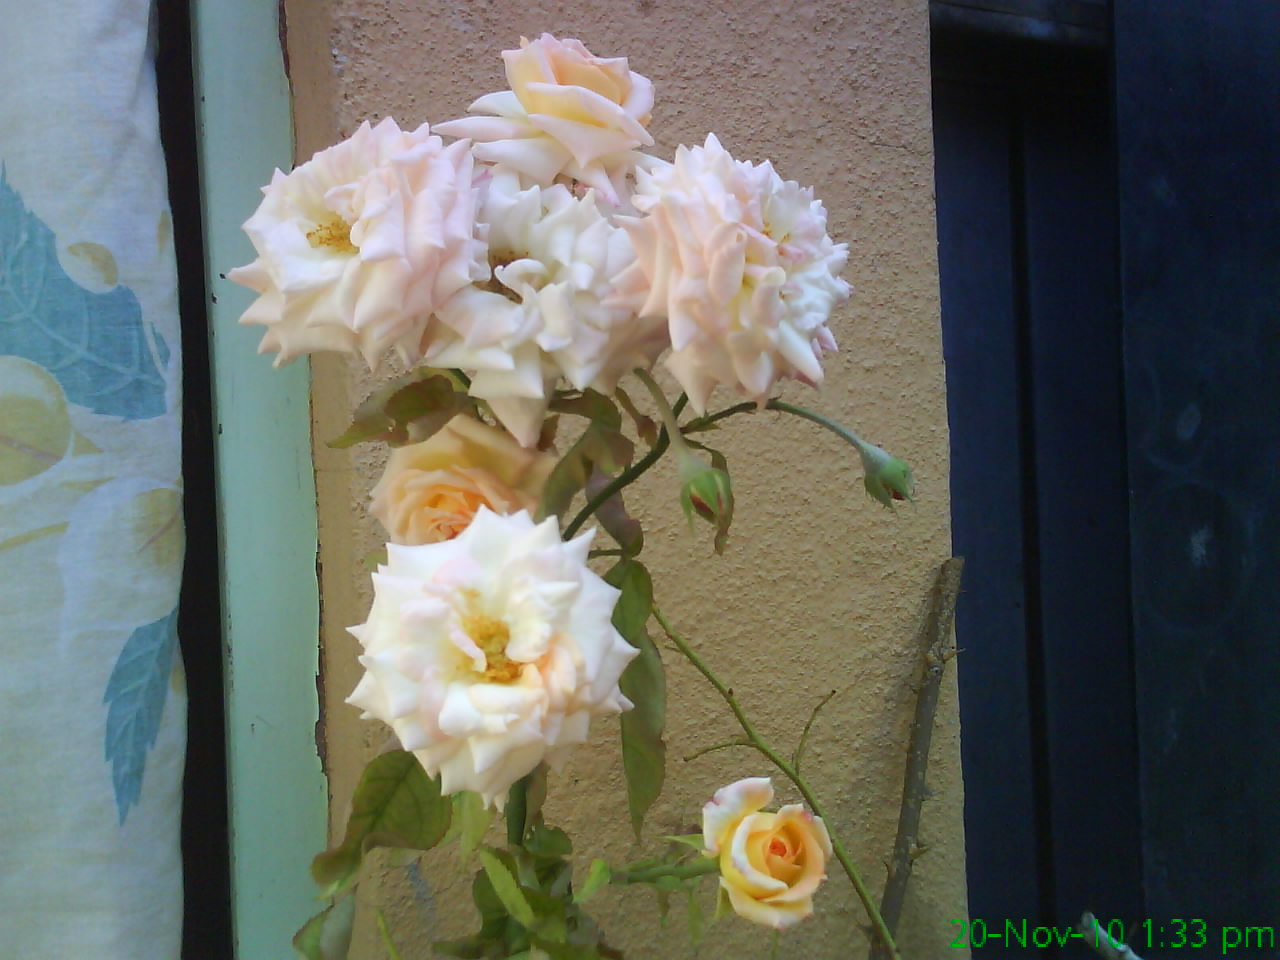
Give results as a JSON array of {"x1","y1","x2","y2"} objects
[
  {"x1": 370, "y1": 414, "x2": 556, "y2": 544},
  {"x1": 702, "y1": 777, "x2": 832, "y2": 929}
]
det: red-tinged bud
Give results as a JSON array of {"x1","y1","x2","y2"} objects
[
  {"x1": 858, "y1": 441, "x2": 915, "y2": 510},
  {"x1": 679, "y1": 454, "x2": 735, "y2": 553}
]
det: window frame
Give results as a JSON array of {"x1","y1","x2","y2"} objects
[{"x1": 191, "y1": 0, "x2": 329, "y2": 954}]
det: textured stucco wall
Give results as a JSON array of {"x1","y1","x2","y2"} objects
[{"x1": 285, "y1": 2, "x2": 966, "y2": 957}]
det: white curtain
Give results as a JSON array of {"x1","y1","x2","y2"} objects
[{"x1": 0, "y1": 2, "x2": 186, "y2": 957}]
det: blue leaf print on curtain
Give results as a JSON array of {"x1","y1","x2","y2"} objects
[
  {"x1": 0, "y1": 170, "x2": 168, "y2": 420},
  {"x1": 104, "y1": 607, "x2": 179, "y2": 824}
]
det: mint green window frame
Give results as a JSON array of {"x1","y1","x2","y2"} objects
[{"x1": 192, "y1": 1, "x2": 329, "y2": 955}]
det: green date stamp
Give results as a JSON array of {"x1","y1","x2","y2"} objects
[{"x1": 949, "y1": 916, "x2": 1276, "y2": 953}]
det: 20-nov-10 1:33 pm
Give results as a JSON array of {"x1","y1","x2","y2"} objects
[{"x1": 949, "y1": 916, "x2": 1277, "y2": 954}]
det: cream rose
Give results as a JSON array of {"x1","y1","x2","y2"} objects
[
  {"x1": 702, "y1": 777, "x2": 833, "y2": 929},
  {"x1": 347, "y1": 508, "x2": 638, "y2": 808},
  {"x1": 369, "y1": 414, "x2": 556, "y2": 544},
  {"x1": 435, "y1": 168, "x2": 666, "y2": 446},
  {"x1": 612, "y1": 134, "x2": 850, "y2": 414},
  {"x1": 228, "y1": 117, "x2": 488, "y2": 368},
  {"x1": 436, "y1": 34, "x2": 655, "y2": 203}
]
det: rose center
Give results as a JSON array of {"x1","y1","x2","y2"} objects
[
  {"x1": 480, "y1": 249, "x2": 528, "y2": 304},
  {"x1": 461, "y1": 609, "x2": 523, "y2": 684},
  {"x1": 306, "y1": 215, "x2": 358, "y2": 255}
]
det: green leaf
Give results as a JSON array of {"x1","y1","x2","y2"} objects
[
  {"x1": 448, "y1": 791, "x2": 494, "y2": 862},
  {"x1": 327, "y1": 370, "x2": 472, "y2": 448},
  {"x1": 292, "y1": 896, "x2": 356, "y2": 960},
  {"x1": 530, "y1": 940, "x2": 602, "y2": 960},
  {"x1": 525, "y1": 823, "x2": 572, "y2": 860},
  {"x1": 310, "y1": 750, "x2": 451, "y2": 897},
  {"x1": 686, "y1": 886, "x2": 705, "y2": 946},
  {"x1": 471, "y1": 867, "x2": 509, "y2": 935},
  {"x1": 523, "y1": 887, "x2": 570, "y2": 942},
  {"x1": 549, "y1": 389, "x2": 622, "y2": 429},
  {"x1": 614, "y1": 385, "x2": 659, "y2": 447},
  {"x1": 714, "y1": 883, "x2": 734, "y2": 921},
  {"x1": 431, "y1": 935, "x2": 494, "y2": 959},
  {"x1": 537, "y1": 394, "x2": 633, "y2": 522},
  {"x1": 661, "y1": 834, "x2": 706, "y2": 851},
  {"x1": 574, "y1": 859, "x2": 612, "y2": 904},
  {"x1": 605, "y1": 560, "x2": 666, "y2": 840},
  {"x1": 584, "y1": 469, "x2": 643, "y2": 556},
  {"x1": 478, "y1": 848, "x2": 537, "y2": 929}
]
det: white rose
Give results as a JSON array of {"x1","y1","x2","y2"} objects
[
  {"x1": 612, "y1": 134, "x2": 850, "y2": 414},
  {"x1": 347, "y1": 507, "x2": 638, "y2": 808},
  {"x1": 436, "y1": 168, "x2": 666, "y2": 446},
  {"x1": 228, "y1": 118, "x2": 488, "y2": 368}
]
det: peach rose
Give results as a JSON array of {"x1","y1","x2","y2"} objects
[
  {"x1": 436, "y1": 34, "x2": 655, "y2": 203},
  {"x1": 702, "y1": 777, "x2": 833, "y2": 929},
  {"x1": 370, "y1": 414, "x2": 555, "y2": 544}
]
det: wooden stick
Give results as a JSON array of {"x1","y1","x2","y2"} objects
[{"x1": 870, "y1": 557, "x2": 964, "y2": 959}]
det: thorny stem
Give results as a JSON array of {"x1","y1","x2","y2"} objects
[
  {"x1": 793, "y1": 688, "x2": 838, "y2": 775},
  {"x1": 652, "y1": 603, "x2": 902, "y2": 960},
  {"x1": 562, "y1": 377, "x2": 688, "y2": 540},
  {"x1": 682, "y1": 738, "x2": 753, "y2": 763}
]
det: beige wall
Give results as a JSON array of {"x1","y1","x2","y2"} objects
[{"x1": 286, "y1": 2, "x2": 967, "y2": 957}]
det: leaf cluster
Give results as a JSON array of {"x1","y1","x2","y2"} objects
[{"x1": 433, "y1": 828, "x2": 624, "y2": 960}]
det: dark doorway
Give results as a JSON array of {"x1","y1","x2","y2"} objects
[{"x1": 933, "y1": 1, "x2": 1279, "y2": 955}]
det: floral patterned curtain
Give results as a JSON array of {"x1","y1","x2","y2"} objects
[{"x1": 0, "y1": 1, "x2": 186, "y2": 956}]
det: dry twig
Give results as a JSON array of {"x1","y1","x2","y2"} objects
[{"x1": 869, "y1": 557, "x2": 964, "y2": 960}]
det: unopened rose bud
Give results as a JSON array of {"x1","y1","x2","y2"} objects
[
  {"x1": 858, "y1": 441, "x2": 915, "y2": 510},
  {"x1": 679, "y1": 455, "x2": 735, "y2": 553}
]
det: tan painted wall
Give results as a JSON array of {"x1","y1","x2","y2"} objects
[{"x1": 285, "y1": 2, "x2": 967, "y2": 957}]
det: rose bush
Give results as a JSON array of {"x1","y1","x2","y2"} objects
[
  {"x1": 702, "y1": 777, "x2": 833, "y2": 929},
  {"x1": 236, "y1": 34, "x2": 923, "y2": 958},
  {"x1": 369, "y1": 413, "x2": 556, "y2": 544}
]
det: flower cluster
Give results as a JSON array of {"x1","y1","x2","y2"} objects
[
  {"x1": 236, "y1": 33, "x2": 873, "y2": 942},
  {"x1": 230, "y1": 32, "x2": 850, "y2": 445}
]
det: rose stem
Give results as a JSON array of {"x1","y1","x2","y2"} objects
[
  {"x1": 651, "y1": 602, "x2": 902, "y2": 960},
  {"x1": 613, "y1": 858, "x2": 722, "y2": 885},
  {"x1": 507, "y1": 775, "x2": 529, "y2": 846},
  {"x1": 689, "y1": 398, "x2": 880, "y2": 460},
  {"x1": 632, "y1": 368, "x2": 696, "y2": 458},
  {"x1": 562, "y1": 375, "x2": 688, "y2": 540}
]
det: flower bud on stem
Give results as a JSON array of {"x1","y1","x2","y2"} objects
[
  {"x1": 634, "y1": 369, "x2": 734, "y2": 551},
  {"x1": 688, "y1": 398, "x2": 915, "y2": 509}
]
